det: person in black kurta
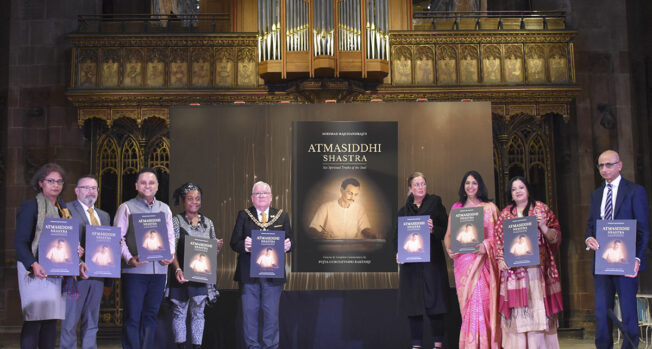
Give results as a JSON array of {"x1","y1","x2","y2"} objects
[{"x1": 397, "y1": 172, "x2": 449, "y2": 349}]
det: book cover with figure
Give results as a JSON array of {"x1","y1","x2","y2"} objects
[
  {"x1": 450, "y1": 206, "x2": 484, "y2": 253},
  {"x1": 132, "y1": 212, "x2": 172, "y2": 261},
  {"x1": 293, "y1": 121, "x2": 397, "y2": 272},
  {"x1": 397, "y1": 215, "x2": 430, "y2": 263},
  {"x1": 86, "y1": 225, "x2": 121, "y2": 278},
  {"x1": 250, "y1": 230, "x2": 285, "y2": 278},
  {"x1": 503, "y1": 216, "x2": 540, "y2": 268},
  {"x1": 595, "y1": 219, "x2": 636, "y2": 275},
  {"x1": 183, "y1": 235, "x2": 218, "y2": 284},
  {"x1": 39, "y1": 217, "x2": 80, "y2": 276}
]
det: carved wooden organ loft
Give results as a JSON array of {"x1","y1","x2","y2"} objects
[{"x1": 258, "y1": 0, "x2": 390, "y2": 82}]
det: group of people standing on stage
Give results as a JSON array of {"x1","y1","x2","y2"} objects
[
  {"x1": 397, "y1": 149, "x2": 648, "y2": 349},
  {"x1": 13, "y1": 148, "x2": 649, "y2": 349}
]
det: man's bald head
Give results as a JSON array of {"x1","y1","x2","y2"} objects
[{"x1": 597, "y1": 150, "x2": 622, "y2": 183}]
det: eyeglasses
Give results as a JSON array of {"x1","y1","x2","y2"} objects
[
  {"x1": 597, "y1": 161, "x2": 620, "y2": 170},
  {"x1": 253, "y1": 192, "x2": 271, "y2": 197},
  {"x1": 77, "y1": 186, "x2": 98, "y2": 191},
  {"x1": 42, "y1": 179, "x2": 64, "y2": 185},
  {"x1": 412, "y1": 183, "x2": 426, "y2": 188}
]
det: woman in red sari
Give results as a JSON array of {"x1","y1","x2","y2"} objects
[
  {"x1": 444, "y1": 170, "x2": 501, "y2": 348},
  {"x1": 495, "y1": 176, "x2": 563, "y2": 348}
]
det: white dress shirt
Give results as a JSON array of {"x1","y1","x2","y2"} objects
[
  {"x1": 600, "y1": 175, "x2": 621, "y2": 220},
  {"x1": 78, "y1": 200, "x2": 101, "y2": 225}
]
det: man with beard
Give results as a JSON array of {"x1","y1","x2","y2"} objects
[{"x1": 60, "y1": 175, "x2": 111, "y2": 349}]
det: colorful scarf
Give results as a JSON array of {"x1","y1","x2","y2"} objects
[
  {"x1": 495, "y1": 201, "x2": 563, "y2": 318},
  {"x1": 34, "y1": 193, "x2": 77, "y2": 298}
]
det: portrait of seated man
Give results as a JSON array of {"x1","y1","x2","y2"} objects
[
  {"x1": 142, "y1": 229, "x2": 164, "y2": 251},
  {"x1": 256, "y1": 247, "x2": 278, "y2": 268},
  {"x1": 46, "y1": 239, "x2": 71, "y2": 263},
  {"x1": 602, "y1": 239, "x2": 627, "y2": 264},
  {"x1": 509, "y1": 234, "x2": 533, "y2": 257},
  {"x1": 455, "y1": 223, "x2": 478, "y2": 244},
  {"x1": 91, "y1": 245, "x2": 114, "y2": 266},
  {"x1": 189, "y1": 253, "x2": 211, "y2": 273},
  {"x1": 308, "y1": 178, "x2": 379, "y2": 239},
  {"x1": 403, "y1": 232, "x2": 424, "y2": 253}
]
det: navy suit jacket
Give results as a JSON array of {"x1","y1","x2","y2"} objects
[
  {"x1": 585, "y1": 177, "x2": 650, "y2": 271},
  {"x1": 230, "y1": 206, "x2": 293, "y2": 285},
  {"x1": 14, "y1": 198, "x2": 69, "y2": 268}
]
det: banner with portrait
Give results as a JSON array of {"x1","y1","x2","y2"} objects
[{"x1": 292, "y1": 121, "x2": 397, "y2": 272}]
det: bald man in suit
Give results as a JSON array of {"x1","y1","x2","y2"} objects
[{"x1": 585, "y1": 150, "x2": 650, "y2": 349}]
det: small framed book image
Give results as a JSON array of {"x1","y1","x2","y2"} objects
[
  {"x1": 503, "y1": 216, "x2": 540, "y2": 268},
  {"x1": 132, "y1": 212, "x2": 172, "y2": 261},
  {"x1": 183, "y1": 236, "x2": 218, "y2": 284},
  {"x1": 397, "y1": 215, "x2": 430, "y2": 263},
  {"x1": 38, "y1": 217, "x2": 80, "y2": 276},
  {"x1": 450, "y1": 206, "x2": 484, "y2": 253},
  {"x1": 595, "y1": 219, "x2": 636, "y2": 275},
  {"x1": 250, "y1": 230, "x2": 285, "y2": 278},
  {"x1": 85, "y1": 225, "x2": 121, "y2": 278}
]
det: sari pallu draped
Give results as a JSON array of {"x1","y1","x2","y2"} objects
[
  {"x1": 495, "y1": 201, "x2": 563, "y2": 319},
  {"x1": 452, "y1": 202, "x2": 501, "y2": 348}
]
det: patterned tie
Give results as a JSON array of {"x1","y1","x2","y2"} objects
[
  {"x1": 88, "y1": 207, "x2": 100, "y2": 226},
  {"x1": 604, "y1": 183, "x2": 613, "y2": 220},
  {"x1": 261, "y1": 212, "x2": 267, "y2": 223}
]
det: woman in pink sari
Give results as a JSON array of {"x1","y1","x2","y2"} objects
[
  {"x1": 444, "y1": 170, "x2": 501, "y2": 348},
  {"x1": 495, "y1": 176, "x2": 563, "y2": 348}
]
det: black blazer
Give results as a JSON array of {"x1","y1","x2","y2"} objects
[
  {"x1": 396, "y1": 193, "x2": 449, "y2": 316},
  {"x1": 585, "y1": 177, "x2": 650, "y2": 270},
  {"x1": 230, "y1": 206, "x2": 293, "y2": 284}
]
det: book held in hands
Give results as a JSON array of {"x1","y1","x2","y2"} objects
[
  {"x1": 503, "y1": 216, "x2": 540, "y2": 268},
  {"x1": 38, "y1": 217, "x2": 80, "y2": 276},
  {"x1": 132, "y1": 212, "x2": 172, "y2": 261},
  {"x1": 183, "y1": 235, "x2": 218, "y2": 284},
  {"x1": 250, "y1": 230, "x2": 285, "y2": 278},
  {"x1": 85, "y1": 225, "x2": 121, "y2": 278},
  {"x1": 595, "y1": 219, "x2": 636, "y2": 275},
  {"x1": 397, "y1": 215, "x2": 430, "y2": 263},
  {"x1": 450, "y1": 206, "x2": 484, "y2": 253}
]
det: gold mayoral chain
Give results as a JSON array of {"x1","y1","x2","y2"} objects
[{"x1": 245, "y1": 209, "x2": 284, "y2": 231}]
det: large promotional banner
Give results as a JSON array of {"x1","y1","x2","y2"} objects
[{"x1": 293, "y1": 121, "x2": 397, "y2": 272}]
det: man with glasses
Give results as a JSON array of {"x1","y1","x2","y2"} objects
[
  {"x1": 585, "y1": 149, "x2": 649, "y2": 349},
  {"x1": 308, "y1": 177, "x2": 379, "y2": 239},
  {"x1": 230, "y1": 181, "x2": 292, "y2": 349},
  {"x1": 60, "y1": 175, "x2": 111, "y2": 349}
]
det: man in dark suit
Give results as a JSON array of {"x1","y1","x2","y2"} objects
[
  {"x1": 585, "y1": 150, "x2": 650, "y2": 349},
  {"x1": 230, "y1": 181, "x2": 293, "y2": 349},
  {"x1": 60, "y1": 175, "x2": 111, "y2": 349}
]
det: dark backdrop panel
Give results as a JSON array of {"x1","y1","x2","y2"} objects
[{"x1": 169, "y1": 102, "x2": 493, "y2": 290}]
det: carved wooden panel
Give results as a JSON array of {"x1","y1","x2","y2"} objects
[
  {"x1": 391, "y1": 46, "x2": 412, "y2": 85},
  {"x1": 414, "y1": 46, "x2": 434, "y2": 85},
  {"x1": 437, "y1": 45, "x2": 457, "y2": 85},
  {"x1": 459, "y1": 45, "x2": 479, "y2": 84},
  {"x1": 482, "y1": 44, "x2": 501, "y2": 84},
  {"x1": 169, "y1": 48, "x2": 188, "y2": 88}
]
